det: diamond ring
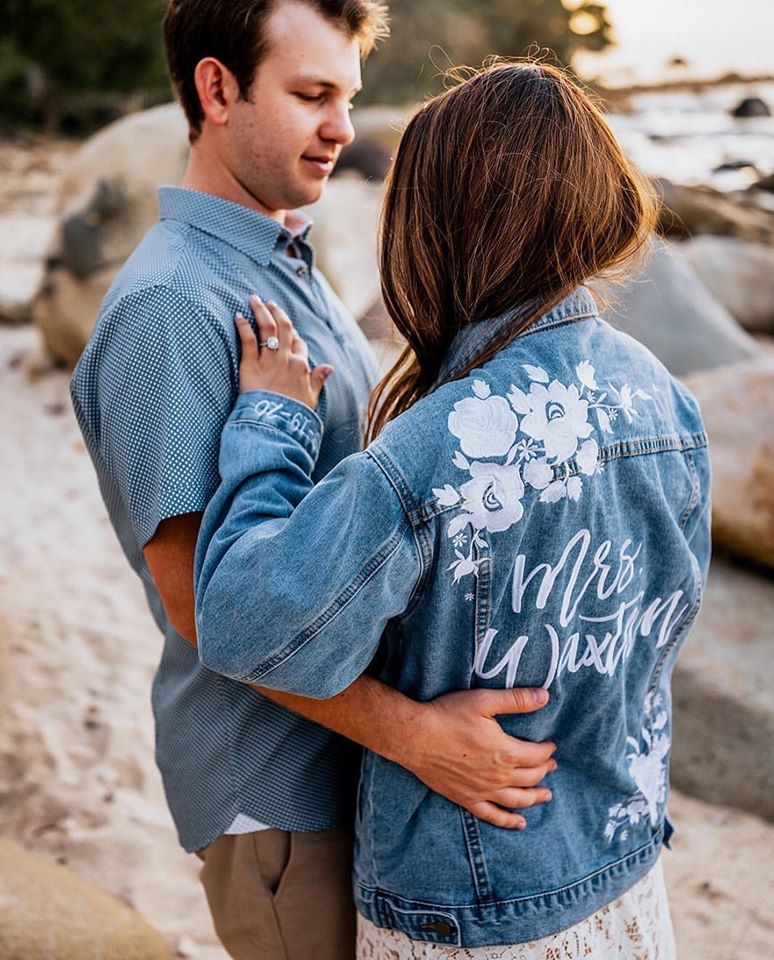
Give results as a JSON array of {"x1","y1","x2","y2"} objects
[{"x1": 258, "y1": 336, "x2": 280, "y2": 351}]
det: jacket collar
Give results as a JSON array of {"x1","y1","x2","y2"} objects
[{"x1": 436, "y1": 286, "x2": 598, "y2": 387}]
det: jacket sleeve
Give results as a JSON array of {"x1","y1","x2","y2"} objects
[{"x1": 194, "y1": 390, "x2": 423, "y2": 697}]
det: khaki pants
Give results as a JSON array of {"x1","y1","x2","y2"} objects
[{"x1": 197, "y1": 826, "x2": 356, "y2": 960}]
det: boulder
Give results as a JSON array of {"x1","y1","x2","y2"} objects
[
  {"x1": 750, "y1": 171, "x2": 774, "y2": 193},
  {"x1": 306, "y1": 176, "x2": 384, "y2": 323},
  {"x1": 676, "y1": 236, "x2": 774, "y2": 334},
  {"x1": 601, "y1": 236, "x2": 758, "y2": 376},
  {"x1": 334, "y1": 141, "x2": 392, "y2": 181},
  {"x1": 351, "y1": 105, "x2": 411, "y2": 153},
  {"x1": 671, "y1": 556, "x2": 774, "y2": 821},
  {"x1": 654, "y1": 178, "x2": 774, "y2": 244},
  {"x1": 683, "y1": 359, "x2": 774, "y2": 571},
  {"x1": 32, "y1": 102, "x2": 190, "y2": 365},
  {"x1": 0, "y1": 839, "x2": 170, "y2": 959},
  {"x1": 0, "y1": 214, "x2": 56, "y2": 325},
  {"x1": 730, "y1": 96, "x2": 771, "y2": 118}
]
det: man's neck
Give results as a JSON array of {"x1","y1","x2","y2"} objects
[{"x1": 182, "y1": 149, "x2": 287, "y2": 225}]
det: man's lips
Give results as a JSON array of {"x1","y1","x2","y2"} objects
[{"x1": 302, "y1": 155, "x2": 336, "y2": 175}]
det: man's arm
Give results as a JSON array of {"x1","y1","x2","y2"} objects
[{"x1": 145, "y1": 513, "x2": 556, "y2": 830}]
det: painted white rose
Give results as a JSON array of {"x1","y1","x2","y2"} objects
[
  {"x1": 520, "y1": 380, "x2": 593, "y2": 462},
  {"x1": 576, "y1": 360, "x2": 598, "y2": 391},
  {"x1": 448, "y1": 395, "x2": 518, "y2": 459},
  {"x1": 523, "y1": 457, "x2": 553, "y2": 491},
  {"x1": 627, "y1": 734, "x2": 670, "y2": 826},
  {"x1": 459, "y1": 462, "x2": 525, "y2": 533},
  {"x1": 576, "y1": 438, "x2": 599, "y2": 477}
]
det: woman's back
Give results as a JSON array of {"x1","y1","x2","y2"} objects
[
  {"x1": 355, "y1": 288, "x2": 710, "y2": 945},
  {"x1": 195, "y1": 60, "x2": 709, "y2": 954}
]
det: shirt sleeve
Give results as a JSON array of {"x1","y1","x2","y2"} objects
[
  {"x1": 94, "y1": 286, "x2": 234, "y2": 547},
  {"x1": 194, "y1": 390, "x2": 424, "y2": 698}
]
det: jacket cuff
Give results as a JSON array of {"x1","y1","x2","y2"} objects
[{"x1": 230, "y1": 390, "x2": 323, "y2": 461}]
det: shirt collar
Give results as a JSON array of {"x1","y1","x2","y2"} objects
[
  {"x1": 436, "y1": 286, "x2": 598, "y2": 387},
  {"x1": 157, "y1": 186, "x2": 313, "y2": 266}
]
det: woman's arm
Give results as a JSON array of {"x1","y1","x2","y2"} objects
[
  {"x1": 194, "y1": 385, "x2": 421, "y2": 695},
  {"x1": 193, "y1": 297, "x2": 420, "y2": 694}
]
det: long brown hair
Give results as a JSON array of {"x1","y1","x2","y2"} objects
[{"x1": 365, "y1": 61, "x2": 656, "y2": 443}]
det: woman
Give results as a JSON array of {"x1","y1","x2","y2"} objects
[{"x1": 194, "y1": 62, "x2": 710, "y2": 958}]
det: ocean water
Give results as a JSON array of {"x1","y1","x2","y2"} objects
[{"x1": 605, "y1": 81, "x2": 774, "y2": 190}]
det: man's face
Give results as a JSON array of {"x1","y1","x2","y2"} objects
[{"x1": 223, "y1": 1, "x2": 362, "y2": 217}]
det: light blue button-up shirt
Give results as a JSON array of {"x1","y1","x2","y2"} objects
[{"x1": 70, "y1": 186, "x2": 377, "y2": 852}]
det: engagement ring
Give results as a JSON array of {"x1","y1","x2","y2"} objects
[{"x1": 259, "y1": 337, "x2": 280, "y2": 351}]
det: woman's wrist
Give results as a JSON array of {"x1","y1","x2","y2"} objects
[{"x1": 227, "y1": 390, "x2": 324, "y2": 464}]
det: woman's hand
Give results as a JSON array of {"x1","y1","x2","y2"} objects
[{"x1": 236, "y1": 295, "x2": 334, "y2": 410}]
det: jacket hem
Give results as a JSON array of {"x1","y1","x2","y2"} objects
[{"x1": 354, "y1": 829, "x2": 663, "y2": 947}]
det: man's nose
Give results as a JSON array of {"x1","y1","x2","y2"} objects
[{"x1": 320, "y1": 103, "x2": 355, "y2": 147}]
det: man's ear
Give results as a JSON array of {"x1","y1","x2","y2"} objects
[{"x1": 193, "y1": 57, "x2": 240, "y2": 128}]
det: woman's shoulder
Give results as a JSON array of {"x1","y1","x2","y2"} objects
[
  {"x1": 500, "y1": 313, "x2": 707, "y2": 441},
  {"x1": 368, "y1": 316, "x2": 706, "y2": 522},
  {"x1": 366, "y1": 377, "x2": 478, "y2": 511}
]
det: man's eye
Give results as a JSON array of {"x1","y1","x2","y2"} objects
[{"x1": 296, "y1": 93, "x2": 324, "y2": 103}]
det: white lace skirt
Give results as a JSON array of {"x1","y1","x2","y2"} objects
[{"x1": 356, "y1": 857, "x2": 675, "y2": 960}]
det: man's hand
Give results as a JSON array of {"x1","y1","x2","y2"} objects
[{"x1": 398, "y1": 687, "x2": 556, "y2": 830}]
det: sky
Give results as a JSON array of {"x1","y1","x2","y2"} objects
[{"x1": 574, "y1": 0, "x2": 774, "y2": 85}]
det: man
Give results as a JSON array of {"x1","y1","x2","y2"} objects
[{"x1": 70, "y1": 2, "x2": 555, "y2": 958}]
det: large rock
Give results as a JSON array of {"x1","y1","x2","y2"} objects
[
  {"x1": 671, "y1": 557, "x2": 774, "y2": 821},
  {"x1": 32, "y1": 103, "x2": 190, "y2": 366},
  {"x1": 306, "y1": 176, "x2": 384, "y2": 323},
  {"x1": 0, "y1": 214, "x2": 57, "y2": 325},
  {"x1": 655, "y1": 178, "x2": 774, "y2": 244},
  {"x1": 730, "y1": 96, "x2": 771, "y2": 118},
  {"x1": 601, "y1": 237, "x2": 759, "y2": 376},
  {"x1": 0, "y1": 839, "x2": 170, "y2": 959},
  {"x1": 751, "y1": 171, "x2": 774, "y2": 193},
  {"x1": 677, "y1": 236, "x2": 774, "y2": 334},
  {"x1": 683, "y1": 359, "x2": 774, "y2": 570}
]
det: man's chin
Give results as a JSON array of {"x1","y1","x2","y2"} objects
[{"x1": 289, "y1": 180, "x2": 327, "y2": 210}]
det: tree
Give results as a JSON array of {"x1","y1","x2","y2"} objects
[
  {"x1": 1, "y1": 0, "x2": 168, "y2": 129},
  {"x1": 362, "y1": 0, "x2": 613, "y2": 104}
]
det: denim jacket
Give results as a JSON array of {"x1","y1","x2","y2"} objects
[{"x1": 194, "y1": 287, "x2": 711, "y2": 947}]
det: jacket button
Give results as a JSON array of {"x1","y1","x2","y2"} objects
[{"x1": 420, "y1": 921, "x2": 453, "y2": 937}]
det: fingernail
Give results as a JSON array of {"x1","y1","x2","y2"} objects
[
  {"x1": 544, "y1": 790, "x2": 553, "y2": 801},
  {"x1": 516, "y1": 818, "x2": 527, "y2": 830},
  {"x1": 235, "y1": 312, "x2": 246, "y2": 322},
  {"x1": 550, "y1": 760, "x2": 558, "y2": 772},
  {"x1": 266, "y1": 300, "x2": 277, "y2": 308},
  {"x1": 532, "y1": 688, "x2": 549, "y2": 705},
  {"x1": 250, "y1": 293, "x2": 262, "y2": 304}
]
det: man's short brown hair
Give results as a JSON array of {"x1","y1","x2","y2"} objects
[{"x1": 164, "y1": 0, "x2": 389, "y2": 140}]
